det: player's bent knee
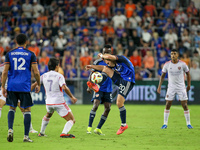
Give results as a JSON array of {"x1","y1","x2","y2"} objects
[{"x1": 105, "y1": 107, "x2": 111, "y2": 113}]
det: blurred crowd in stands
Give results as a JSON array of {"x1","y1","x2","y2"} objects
[{"x1": 0, "y1": 0, "x2": 200, "y2": 81}]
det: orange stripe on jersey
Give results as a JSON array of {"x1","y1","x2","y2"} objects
[
  {"x1": 164, "y1": 60, "x2": 170, "y2": 65},
  {"x1": 46, "y1": 102, "x2": 66, "y2": 105},
  {"x1": 32, "y1": 62, "x2": 37, "y2": 64},
  {"x1": 4, "y1": 62, "x2": 10, "y2": 64}
]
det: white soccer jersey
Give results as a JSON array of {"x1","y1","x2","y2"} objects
[
  {"x1": 162, "y1": 60, "x2": 189, "y2": 90},
  {"x1": 41, "y1": 70, "x2": 66, "y2": 105}
]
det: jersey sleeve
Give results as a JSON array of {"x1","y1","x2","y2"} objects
[
  {"x1": 5, "y1": 53, "x2": 10, "y2": 64},
  {"x1": 31, "y1": 52, "x2": 37, "y2": 64},
  {"x1": 162, "y1": 63, "x2": 168, "y2": 73},
  {"x1": 183, "y1": 63, "x2": 189, "y2": 73},
  {"x1": 58, "y1": 75, "x2": 66, "y2": 87},
  {"x1": 115, "y1": 55, "x2": 126, "y2": 62}
]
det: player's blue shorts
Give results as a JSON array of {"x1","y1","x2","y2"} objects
[
  {"x1": 91, "y1": 91, "x2": 112, "y2": 104},
  {"x1": 111, "y1": 71, "x2": 135, "y2": 98},
  {"x1": 6, "y1": 91, "x2": 33, "y2": 108}
]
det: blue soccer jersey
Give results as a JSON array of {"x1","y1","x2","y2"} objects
[
  {"x1": 93, "y1": 58, "x2": 112, "y2": 92},
  {"x1": 5, "y1": 47, "x2": 37, "y2": 92},
  {"x1": 114, "y1": 55, "x2": 135, "y2": 83}
]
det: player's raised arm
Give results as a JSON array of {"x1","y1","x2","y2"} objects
[
  {"x1": 62, "y1": 84, "x2": 77, "y2": 104},
  {"x1": 157, "y1": 72, "x2": 166, "y2": 94},
  {"x1": 186, "y1": 71, "x2": 191, "y2": 92},
  {"x1": 98, "y1": 53, "x2": 117, "y2": 61}
]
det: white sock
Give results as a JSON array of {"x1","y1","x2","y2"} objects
[
  {"x1": 0, "y1": 108, "x2": 2, "y2": 118},
  {"x1": 40, "y1": 116, "x2": 50, "y2": 134},
  {"x1": 62, "y1": 120, "x2": 74, "y2": 134},
  {"x1": 184, "y1": 110, "x2": 191, "y2": 125},
  {"x1": 164, "y1": 109, "x2": 170, "y2": 125},
  {"x1": 121, "y1": 123, "x2": 126, "y2": 127}
]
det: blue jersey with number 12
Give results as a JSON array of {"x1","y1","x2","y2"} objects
[{"x1": 5, "y1": 47, "x2": 37, "y2": 92}]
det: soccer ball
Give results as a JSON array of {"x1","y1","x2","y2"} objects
[{"x1": 91, "y1": 72, "x2": 103, "y2": 84}]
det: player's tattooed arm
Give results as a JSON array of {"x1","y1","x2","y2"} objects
[
  {"x1": 157, "y1": 73, "x2": 166, "y2": 94},
  {"x1": 85, "y1": 65, "x2": 104, "y2": 71},
  {"x1": 98, "y1": 53, "x2": 116, "y2": 60},
  {"x1": 186, "y1": 71, "x2": 191, "y2": 92}
]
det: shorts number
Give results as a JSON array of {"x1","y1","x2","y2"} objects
[
  {"x1": 47, "y1": 80, "x2": 53, "y2": 91},
  {"x1": 13, "y1": 57, "x2": 26, "y2": 70},
  {"x1": 119, "y1": 84, "x2": 125, "y2": 93}
]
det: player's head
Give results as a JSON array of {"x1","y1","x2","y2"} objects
[
  {"x1": 16, "y1": 33, "x2": 27, "y2": 46},
  {"x1": 171, "y1": 49, "x2": 178, "y2": 61},
  {"x1": 48, "y1": 58, "x2": 60, "y2": 71},
  {"x1": 103, "y1": 44, "x2": 112, "y2": 54}
]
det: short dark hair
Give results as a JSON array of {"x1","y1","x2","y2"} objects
[
  {"x1": 171, "y1": 49, "x2": 178, "y2": 52},
  {"x1": 16, "y1": 33, "x2": 27, "y2": 45},
  {"x1": 48, "y1": 58, "x2": 59, "y2": 71},
  {"x1": 103, "y1": 44, "x2": 112, "y2": 54}
]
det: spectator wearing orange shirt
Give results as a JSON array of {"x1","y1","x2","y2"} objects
[
  {"x1": 187, "y1": 1, "x2": 198, "y2": 17},
  {"x1": 106, "y1": 23, "x2": 115, "y2": 44},
  {"x1": 144, "y1": 0, "x2": 157, "y2": 17},
  {"x1": 80, "y1": 50, "x2": 93, "y2": 70},
  {"x1": 130, "y1": 50, "x2": 142, "y2": 67},
  {"x1": 28, "y1": 41, "x2": 40, "y2": 57},
  {"x1": 37, "y1": 13, "x2": 48, "y2": 27},
  {"x1": 125, "y1": 0, "x2": 136, "y2": 18},
  {"x1": 0, "y1": 42, "x2": 4, "y2": 57},
  {"x1": 181, "y1": 52, "x2": 191, "y2": 68},
  {"x1": 98, "y1": 1, "x2": 110, "y2": 18},
  {"x1": 39, "y1": 51, "x2": 50, "y2": 65},
  {"x1": 103, "y1": 0, "x2": 114, "y2": 8},
  {"x1": 143, "y1": 51, "x2": 155, "y2": 71}
]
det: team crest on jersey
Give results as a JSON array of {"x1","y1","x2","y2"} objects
[
  {"x1": 178, "y1": 67, "x2": 181, "y2": 70},
  {"x1": 95, "y1": 94, "x2": 99, "y2": 97},
  {"x1": 166, "y1": 95, "x2": 169, "y2": 98}
]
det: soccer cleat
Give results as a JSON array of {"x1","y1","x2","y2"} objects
[
  {"x1": 87, "y1": 81, "x2": 99, "y2": 93},
  {"x1": 116, "y1": 125, "x2": 128, "y2": 135},
  {"x1": 161, "y1": 124, "x2": 168, "y2": 129},
  {"x1": 38, "y1": 132, "x2": 47, "y2": 137},
  {"x1": 60, "y1": 133, "x2": 75, "y2": 138},
  {"x1": 187, "y1": 124, "x2": 193, "y2": 129},
  {"x1": 87, "y1": 127, "x2": 92, "y2": 134},
  {"x1": 7, "y1": 129, "x2": 13, "y2": 142},
  {"x1": 23, "y1": 137, "x2": 33, "y2": 142},
  {"x1": 29, "y1": 128, "x2": 38, "y2": 133},
  {"x1": 94, "y1": 128, "x2": 105, "y2": 135}
]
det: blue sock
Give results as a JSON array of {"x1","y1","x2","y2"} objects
[
  {"x1": 8, "y1": 109, "x2": 15, "y2": 129},
  {"x1": 88, "y1": 110, "x2": 96, "y2": 127},
  {"x1": 97, "y1": 115, "x2": 107, "y2": 129},
  {"x1": 119, "y1": 106, "x2": 126, "y2": 124},
  {"x1": 24, "y1": 112, "x2": 31, "y2": 136}
]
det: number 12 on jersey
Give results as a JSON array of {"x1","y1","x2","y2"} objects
[{"x1": 13, "y1": 57, "x2": 26, "y2": 70}]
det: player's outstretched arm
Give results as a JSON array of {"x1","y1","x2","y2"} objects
[
  {"x1": 98, "y1": 53, "x2": 117, "y2": 60},
  {"x1": 157, "y1": 73, "x2": 166, "y2": 94},
  {"x1": 186, "y1": 71, "x2": 191, "y2": 92},
  {"x1": 32, "y1": 64, "x2": 41, "y2": 92},
  {"x1": 85, "y1": 65, "x2": 104, "y2": 71},
  {"x1": 62, "y1": 84, "x2": 77, "y2": 104},
  {"x1": 1, "y1": 64, "x2": 9, "y2": 97}
]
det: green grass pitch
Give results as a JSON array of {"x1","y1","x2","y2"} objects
[{"x1": 0, "y1": 104, "x2": 199, "y2": 150}]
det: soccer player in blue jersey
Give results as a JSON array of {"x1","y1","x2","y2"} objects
[
  {"x1": 86, "y1": 45, "x2": 113, "y2": 135},
  {"x1": 1, "y1": 33, "x2": 40, "y2": 142},
  {"x1": 86, "y1": 53, "x2": 135, "y2": 135}
]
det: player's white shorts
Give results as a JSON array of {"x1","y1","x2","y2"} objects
[
  {"x1": 165, "y1": 88, "x2": 188, "y2": 101},
  {"x1": 46, "y1": 103, "x2": 71, "y2": 117},
  {"x1": 0, "y1": 90, "x2": 6, "y2": 102}
]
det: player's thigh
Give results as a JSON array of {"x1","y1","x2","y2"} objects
[
  {"x1": 46, "y1": 105, "x2": 55, "y2": 114},
  {"x1": 18, "y1": 92, "x2": 33, "y2": 109},
  {"x1": 6, "y1": 91, "x2": 19, "y2": 108},
  {"x1": 102, "y1": 92, "x2": 112, "y2": 104},
  {"x1": 56, "y1": 103, "x2": 72, "y2": 118},
  {"x1": 91, "y1": 91, "x2": 103, "y2": 104},
  {"x1": 165, "y1": 88, "x2": 176, "y2": 101},
  {"x1": 118, "y1": 79, "x2": 135, "y2": 99},
  {"x1": 102, "y1": 66, "x2": 114, "y2": 78},
  {"x1": 177, "y1": 89, "x2": 188, "y2": 101}
]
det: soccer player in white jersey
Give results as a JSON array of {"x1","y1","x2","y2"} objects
[
  {"x1": 157, "y1": 49, "x2": 193, "y2": 129},
  {"x1": 0, "y1": 63, "x2": 38, "y2": 133},
  {"x1": 36, "y1": 58, "x2": 77, "y2": 138}
]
